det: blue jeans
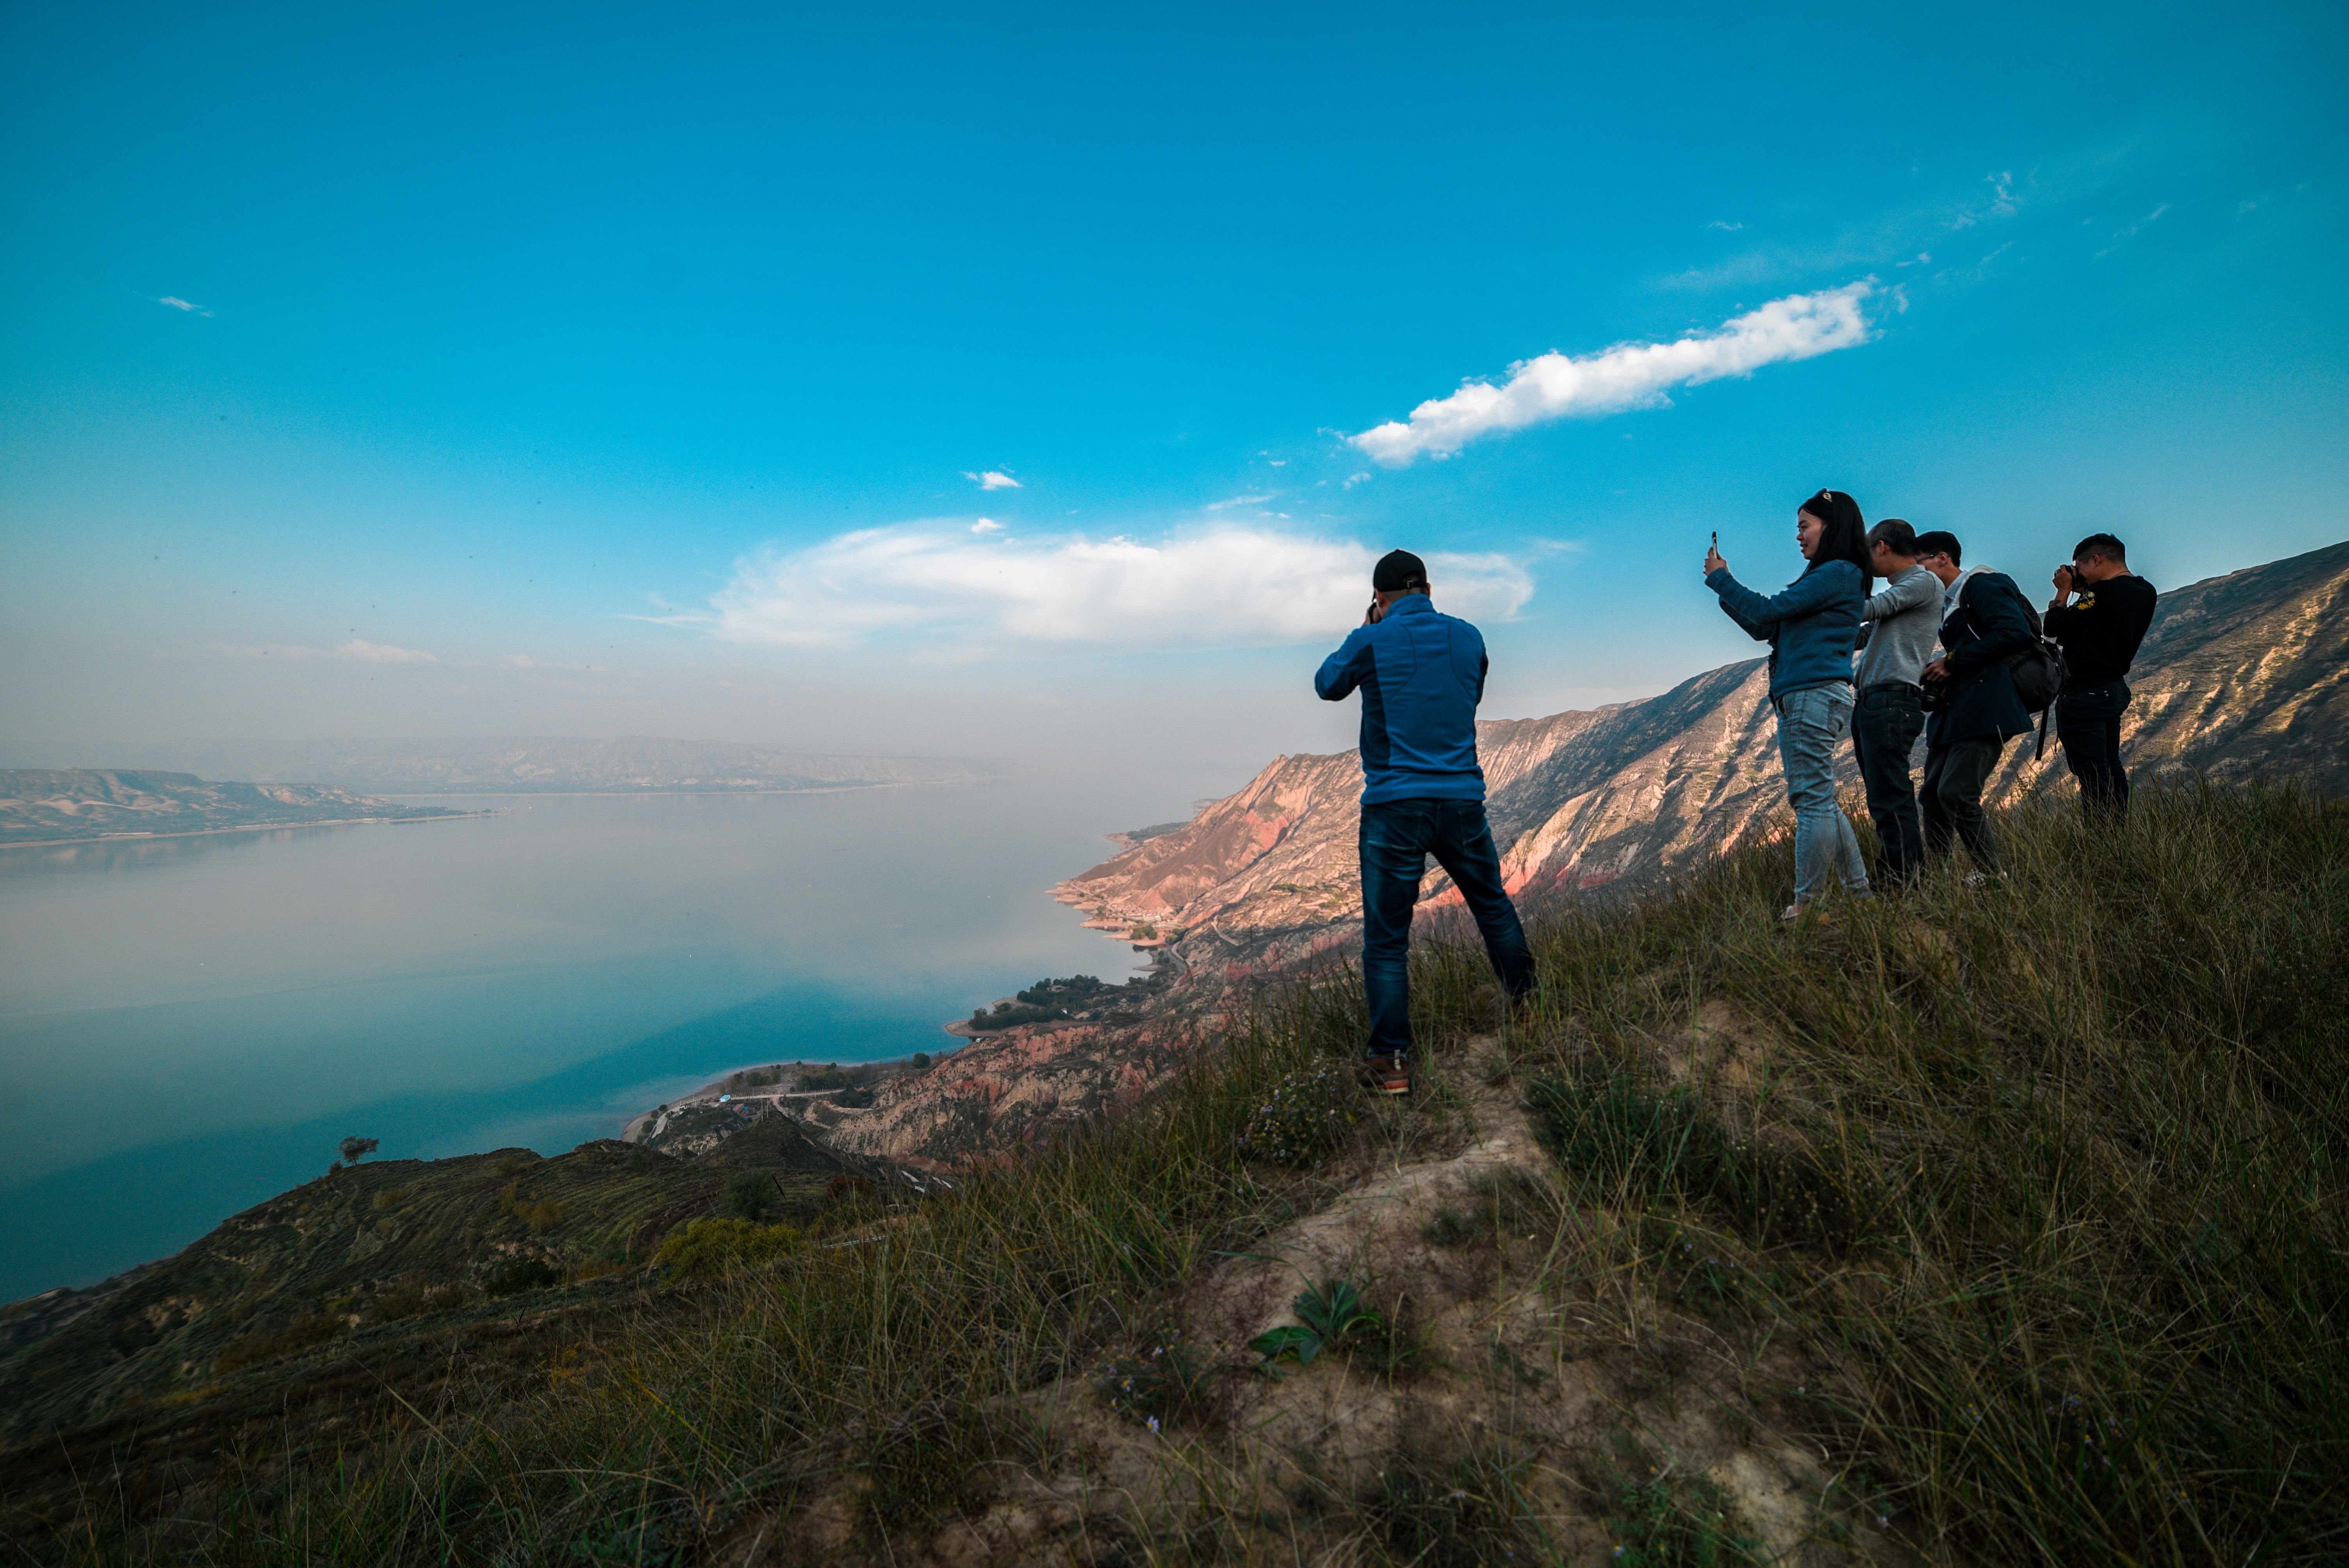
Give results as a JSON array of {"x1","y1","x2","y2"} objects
[
  {"x1": 1774, "y1": 683, "x2": 1870, "y2": 905},
  {"x1": 1851, "y1": 683, "x2": 1926, "y2": 886},
  {"x1": 2056, "y1": 680, "x2": 2132, "y2": 820},
  {"x1": 1358, "y1": 798, "x2": 1533, "y2": 1058}
]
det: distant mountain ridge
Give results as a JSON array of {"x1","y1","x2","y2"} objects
[
  {"x1": 1060, "y1": 539, "x2": 2349, "y2": 978},
  {"x1": 0, "y1": 770, "x2": 482, "y2": 847},
  {"x1": 17, "y1": 736, "x2": 995, "y2": 795}
]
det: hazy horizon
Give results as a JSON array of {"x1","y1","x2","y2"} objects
[{"x1": 5, "y1": 3, "x2": 2342, "y2": 779}]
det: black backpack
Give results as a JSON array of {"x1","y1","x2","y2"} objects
[{"x1": 1998, "y1": 581, "x2": 2068, "y2": 715}]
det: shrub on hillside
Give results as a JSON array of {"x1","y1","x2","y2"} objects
[
  {"x1": 1235, "y1": 1062, "x2": 1355, "y2": 1166},
  {"x1": 654, "y1": 1218, "x2": 806, "y2": 1281},
  {"x1": 724, "y1": 1171, "x2": 781, "y2": 1222},
  {"x1": 483, "y1": 1256, "x2": 562, "y2": 1297},
  {"x1": 216, "y1": 1311, "x2": 348, "y2": 1374}
]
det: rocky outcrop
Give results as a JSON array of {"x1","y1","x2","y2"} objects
[
  {"x1": 807, "y1": 1021, "x2": 1205, "y2": 1172},
  {"x1": 1060, "y1": 539, "x2": 2349, "y2": 976}
]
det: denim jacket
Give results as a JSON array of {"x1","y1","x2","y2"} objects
[
  {"x1": 1706, "y1": 558, "x2": 1865, "y2": 700},
  {"x1": 1314, "y1": 593, "x2": 1490, "y2": 804}
]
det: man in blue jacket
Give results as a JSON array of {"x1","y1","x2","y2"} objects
[
  {"x1": 1913, "y1": 530, "x2": 2035, "y2": 877},
  {"x1": 1316, "y1": 550, "x2": 1533, "y2": 1096}
]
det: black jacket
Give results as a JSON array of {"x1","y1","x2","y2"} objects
[
  {"x1": 2044, "y1": 573, "x2": 2157, "y2": 690},
  {"x1": 1927, "y1": 571, "x2": 2035, "y2": 748}
]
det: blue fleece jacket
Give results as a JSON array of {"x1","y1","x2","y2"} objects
[
  {"x1": 1705, "y1": 558, "x2": 1865, "y2": 700},
  {"x1": 1314, "y1": 593, "x2": 1490, "y2": 804}
]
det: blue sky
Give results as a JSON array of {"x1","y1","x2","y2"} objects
[{"x1": 3, "y1": 0, "x2": 2343, "y2": 788}]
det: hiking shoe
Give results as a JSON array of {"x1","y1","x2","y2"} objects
[
  {"x1": 1779, "y1": 903, "x2": 1804, "y2": 923},
  {"x1": 1962, "y1": 870, "x2": 2010, "y2": 890},
  {"x1": 1358, "y1": 1055, "x2": 1412, "y2": 1096}
]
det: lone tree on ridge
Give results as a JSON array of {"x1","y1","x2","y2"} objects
[{"x1": 339, "y1": 1136, "x2": 380, "y2": 1165}]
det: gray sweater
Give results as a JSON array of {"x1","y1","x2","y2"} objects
[{"x1": 1853, "y1": 565, "x2": 1941, "y2": 688}]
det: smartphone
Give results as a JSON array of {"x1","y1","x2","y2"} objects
[{"x1": 1711, "y1": 531, "x2": 1718, "y2": 550}]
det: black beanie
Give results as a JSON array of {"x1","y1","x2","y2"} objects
[{"x1": 1372, "y1": 549, "x2": 1428, "y2": 592}]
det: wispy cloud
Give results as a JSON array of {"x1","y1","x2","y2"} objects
[
  {"x1": 157, "y1": 295, "x2": 214, "y2": 317},
  {"x1": 970, "y1": 518, "x2": 1003, "y2": 534},
  {"x1": 961, "y1": 469, "x2": 1022, "y2": 490},
  {"x1": 2095, "y1": 204, "x2": 2170, "y2": 258},
  {"x1": 338, "y1": 639, "x2": 438, "y2": 663},
  {"x1": 1706, "y1": 219, "x2": 1743, "y2": 232},
  {"x1": 666, "y1": 523, "x2": 1535, "y2": 652},
  {"x1": 214, "y1": 639, "x2": 438, "y2": 664},
  {"x1": 1204, "y1": 493, "x2": 1275, "y2": 510},
  {"x1": 1349, "y1": 281, "x2": 1880, "y2": 466}
]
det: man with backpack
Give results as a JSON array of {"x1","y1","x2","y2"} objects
[
  {"x1": 1913, "y1": 531, "x2": 2036, "y2": 878},
  {"x1": 2045, "y1": 533, "x2": 2158, "y2": 821}
]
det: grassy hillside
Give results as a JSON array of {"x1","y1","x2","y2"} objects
[{"x1": 5, "y1": 786, "x2": 2342, "y2": 1564}]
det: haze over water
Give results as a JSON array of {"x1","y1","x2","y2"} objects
[{"x1": 0, "y1": 775, "x2": 1210, "y2": 1301}]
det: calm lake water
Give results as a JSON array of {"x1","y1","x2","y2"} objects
[{"x1": 0, "y1": 776, "x2": 1205, "y2": 1301}]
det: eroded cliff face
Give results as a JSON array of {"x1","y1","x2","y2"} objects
[{"x1": 1059, "y1": 540, "x2": 2349, "y2": 979}]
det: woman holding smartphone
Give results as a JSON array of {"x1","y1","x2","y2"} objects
[{"x1": 1704, "y1": 490, "x2": 1875, "y2": 919}]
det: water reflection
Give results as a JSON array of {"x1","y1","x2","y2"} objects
[{"x1": 0, "y1": 777, "x2": 1192, "y2": 1299}]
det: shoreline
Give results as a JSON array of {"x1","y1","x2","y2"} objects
[
  {"x1": 371, "y1": 781, "x2": 989, "y2": 798},
  {"x1": 0, "y1": 811, "x2": 501, "y2": 852}
]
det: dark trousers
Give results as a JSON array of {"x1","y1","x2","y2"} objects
[
  {"x1": 1921, "y1": 737, "x2": 2006, "y2": 871},
  {"x1": 1359, "y1": 798, "x2": 1534, "y2": 1058},
  {"x1": 1851, "y1": 683, "x2": 1926, "y2": 886},
  {"x1": 2056, "y1": 680, "x2": 2132, "y2": 820}
]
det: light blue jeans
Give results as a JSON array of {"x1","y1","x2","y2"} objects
[{"x1": 1775, "y1": 682, "x2": 1871, "y2": 905}]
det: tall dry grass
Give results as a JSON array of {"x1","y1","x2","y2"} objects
[{"x1": 1489, "y1": 783, "x2": 2348, "y2": 1563}]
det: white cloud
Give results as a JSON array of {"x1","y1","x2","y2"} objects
[
  {"x1": 157, "y1": 295, "x2": 214, "y2": 317},
  {"x1": 961, "y1": 470, "x2": 1022, "y2": 490},
  {"x1": 1707, "y1": 219, "x2": 1743, "y2": 231},
  {"x1": 337, "y1": 639, "x2": 438, "y2": 663},
  {"x1": 681, "y1": 523, "x2": 1535, "y2": 652},
  {"x1": 1205, "y1": 493, "x2": 1275, "y2": 510},
  {"x1": 1350, "y1": 281, "x2": 1879, "y2": 466},
  {"x1": 1342, "y1": 472, "x2": 1371, "y2": 488},
  {"x1": 970, "y1": 518, "x2": 1003, "y2": 533}
]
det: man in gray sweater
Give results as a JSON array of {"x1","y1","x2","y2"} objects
[{"x1": 1850, "y1": 519, "x2": 1941, "y2": 886}]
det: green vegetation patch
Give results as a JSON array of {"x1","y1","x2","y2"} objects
[{"x1": 652, "y1": 1218, "x2": 806, "y2": 1281}]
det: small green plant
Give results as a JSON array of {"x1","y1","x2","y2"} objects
[
  {"x1": 652, "y1": 1218, "x2": 805, "y2": 1281},
  {"x1": 1236, "y1": 1063, "x2": 1354, "y2": 1166},
  {"x1": 1598, "y1": 1436, "x2": 1764, "y2": 1566},
  {"x1": 1251, "y1": 1276, "x2": 1387, "y2": 1368},
  {"x1": 1094, "y1": 1330, "x2": 1211, "y2": 1429}
]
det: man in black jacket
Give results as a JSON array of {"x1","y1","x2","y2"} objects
[
  {"x1": 1914, "y1": 531, "x2": 2035, "y2": 876},
  {"x1": 2045, "y1": 532, "x2": 2158, "y2": 820}
]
